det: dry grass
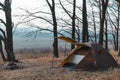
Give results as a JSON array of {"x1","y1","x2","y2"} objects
[{"x1": 0, "y1": 52, "x2": 120, "y2": 80}]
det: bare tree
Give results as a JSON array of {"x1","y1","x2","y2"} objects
[
  {"x1": 0, "y1": 0, "x2": 16, "y2": 61},
  {"x1": 46, "y1": 0, "x2": 59, "y2": 58},
  {"x1": 88, "y1": 0, "x2": 98, "y2": 42},
  {"x1": 107, "y1": 1, "x2": 120, "y2": 51},
  {"x1": 99, "y1": 0, "x2": 109, "y2": 45}
]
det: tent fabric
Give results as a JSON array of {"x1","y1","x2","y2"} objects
[
  {"x1": 59, "y1": 41, "x2": 119, "y2": 70},
  {"x1": 58, "y1": 36, "x2": 78, "y2": 44}
]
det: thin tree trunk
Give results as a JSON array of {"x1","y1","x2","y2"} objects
[
  {"x1": 71, "y1": 0, "x2": 76, "y2": 49},
  {"x1": 117, "y1": 5, "x2": 120, "y2": 56},
  {"x1": 99, "y1": 0, "x2": 108, "y2": 45},
  {"x1": 105, "y1": 19, "x2": 108, "y2": 50},
  {"x1": 47, "y1": 0, "x2": 59, "y2": 58},
  {"x1": 92, "y1": 7, "x2": 97, "y2": 42},
  {"x1": 82, "y1": 0, "x2": 89, "y2": 42}
]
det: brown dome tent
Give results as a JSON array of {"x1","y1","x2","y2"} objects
[{"x1": 58, "y1": 36, "x2": 119, "y2": 70}]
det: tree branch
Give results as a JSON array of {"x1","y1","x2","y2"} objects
[
  {"x1": 32, "y1": 15, "x2": 53, "y2": 25},
  {"x1": 0, "y1": 2, "x2": 4, "y2": 8},
  {"x1": 0, "y1": 19, "x2": 7, "y2": 27},
  {"x1": 59, "y1": 0, "x2": 72, "y2": 19},
  {"x1": 21, "y1": 9, "x2": 53, "y2": 25},
  {"x1": 27, "y1": 24, "x2": 64, "y2": 37},
  {"x1": 0, "y1": 28, "x2": 6, "y2": 41},
  {"x1": 60, "y1": 18, "x2": 72, "y2": 26},
  {"x1": 46, "y1": 0, "x2": 52, "y2": 11}
]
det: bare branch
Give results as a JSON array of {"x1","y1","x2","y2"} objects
[
  {"x1": 27, "y1": 24, "x2": 64, "y2": 37},
  {"x1": 0, "y1": 28, "x2": 6, "y2": 41},
  {"x1": 59, "y1": 0, "x2": 72, "y2": 18},
  {"x1": 32, "y1": 15, "x2": 53, "y2": 25},
  {"x1": 59, "y1": 29, "x2": 71, "y2": 35},
  {"x1": 20, "y1": 8, "x2": 51, "y2": 18},
  {"x1": 31, "y1": 11, "x2": 51, "y2": 15},
  {"x1": 66, "y1": 0, "x2": 73, "y2": 5},
  {"x1": 0, "y1": 19, "x2": 6, "y2": 27},
  {"x1": 46, "y1": 0, "x2": 52, "y2": 11},
  {"x1": 21, "y1": 9, "x2": 53, "y2": 25},
  {"x1": 23, "y1": 17, "x2": 38, "y2": 24},
  {"x1": 0, "y1": 2, "x2": 4, "y2": 8},
  {"x1": 107, "y1": 11, "x2": 117, "y2": 29},
  {"x1": 60, "y1": 18, "x2": 72, "y2": 26}
]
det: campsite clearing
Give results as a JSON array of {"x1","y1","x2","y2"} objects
[{"x1": 0, "y1": 52, "x2": 120, "y2": 80}]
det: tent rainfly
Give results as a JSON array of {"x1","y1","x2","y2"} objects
[{"x1": 58, "y1": 36, "x2": 119, "y2": 70}]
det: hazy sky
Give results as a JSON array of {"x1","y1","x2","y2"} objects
[
  {"x1": 1, "y1": 0, "x2": 83, "y2": 29},
  {"x1": 12, "y1": 0, "x2": 43, "y2": 10},
  {"x1": 11, "y1": 0, "x2": 82, "y2": 17},
  {"x1": 12, "y1": 0, "x2": 46, "y2": 15}
]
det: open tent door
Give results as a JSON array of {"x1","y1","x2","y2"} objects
[
  {"x1": 63, "y1": 54, "x2": 85, "y2": 69},
  {"x1": 72, "y1": 55, "x2": 85, "y2": 64}
]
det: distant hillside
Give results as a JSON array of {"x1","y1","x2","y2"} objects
[
  {"x1": 13, "y1": 29, "x2": 54, "y2": 50},
  {"x1": 12, "y1": 28, "x2": 116, "y2": 50}
]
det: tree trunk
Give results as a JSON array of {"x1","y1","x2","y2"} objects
[
  {"x1": 99, "y1": 0, "x2": 108, "y2": 45},
  {"x1": 105, "y1": 19, "x2": 108, "y2": 50},
  {"x1": 82, "y1": 0, "x2": 89, "y2": 42},
  {"x1": 117, "y1": 5, "x2": 120, "y2": 56},
  {"x1": 92, "y1": 7, "x2": 97, "y2": 42},
  {"x1": 52, "y1": 0, "x2": 59, "y2": 58},
  {"x1": 71, "y1": 0, "x2": 76, "y2": 49},
  {"x1": 4, "y1": 0, "x2": 15, "y2": 61}
]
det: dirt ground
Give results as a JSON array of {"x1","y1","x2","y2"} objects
[{"x1": 0, "y1": 52, "x2": 120, "y2": 80}]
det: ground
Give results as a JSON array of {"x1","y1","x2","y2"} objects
[{"x1": 0, "y1": 52, "x2": 120, "y2": 80}]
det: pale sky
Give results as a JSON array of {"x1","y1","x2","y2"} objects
[
  {"x1": 11, "y1": 0, "x2": 47, "y2": 29},
  {"x1": 11, "y1": 0, "x2": 82, "y2": 16},
  {"x1": 0, "y1": 0, "x2": 83, "y2": 29},
  {"x1": 0, "y1": 0, "x2": 48, "y2": 31},
  {"x1": 0, "y1": 0, "x2": 46, "y2": 27},
  {"x1": 12, "y1": 0, "x2": 46, "y2": 15}
]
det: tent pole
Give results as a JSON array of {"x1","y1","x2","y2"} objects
[{"x1": 64, "y1": 42, "x2": 67, "y2": 57}]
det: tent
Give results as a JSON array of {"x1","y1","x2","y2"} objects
[{"x1": 58, "y1": 36, "x2": 119, "y2": 70}]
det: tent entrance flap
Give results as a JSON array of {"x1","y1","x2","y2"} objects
[
  {"x1": 71, "y1": 55, "x2": 85, "y2": 64},
  {"x1": 63, "y1": 55, "x2": 85, "y2": 69}
]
